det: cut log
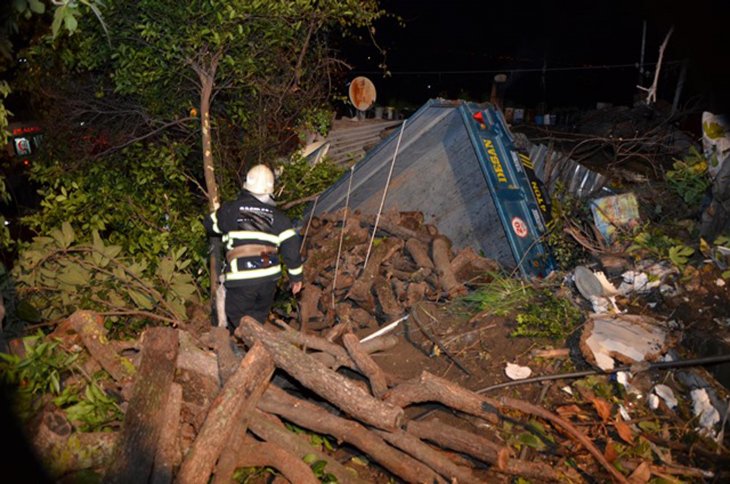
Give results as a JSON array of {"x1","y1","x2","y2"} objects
[
  {"x1": 361, "y1": 215, "x2": 432, "y2": 244},
  {"x1": 69, "y1": 310, "x2": 135, "y2": 383},
  {"x1": 105, "y1": 327, "x2": 179, "y2": 484},
  {"x1": 374, "y1": 429, "x2": 480, "y2": 483},
  {"x1": 347, "y1": 238, "x2": 403, "y2": 311},
  {"x1": 175, "y1": 341, "x2": 275, "y2": 484},
  {"x1": 235, "y1": 317, "x2": 403, "y2": 431},
  {"x1": 32, "y1": 408, "x2": 118, "y2": 478},
  {"x1": 406, "y1": 282, "x2": 429, "y2": 307},
  {"x1": 373, "y1": 276, "x2": 403, "y2": 317},
  {"x1": 449, "y1": 246, "x2": 501, "y2": 282},
  {"x1": 342, "y1": 333, "x2": 389, "y2": 398},
  {"x1": 176, "y1": 331, "x2": 220, "y2": 423},
  {"x1": 258, "y1": 386, "x2": 444, "y2": 484},
  {"x1": 151, "y1": 383, "x2": 183, "y2": 484},
  {"x1": 249, "y1": 410, "x2": 367, "y2": 484},
  {"x1": 405, "y1": 238, "x2": 434, "y2": 269},
  {"x1": 431, "y1": 236, "x2": 466, "y2": 296},
  {"x1": 299, "y1": 284, "x2": 323, "y2": 328}
]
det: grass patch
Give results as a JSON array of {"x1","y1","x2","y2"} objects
[{"x1": 461, "y1": 273, "x2": 583, "y2": 339}]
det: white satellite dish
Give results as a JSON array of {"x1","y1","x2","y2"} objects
[{"x1": 348, "y1": 76, "x2": 377, "y2": 112}]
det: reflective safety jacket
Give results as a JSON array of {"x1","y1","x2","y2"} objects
[{"x1": 203, "y1": 191, "x2": 304, "y2": 287}]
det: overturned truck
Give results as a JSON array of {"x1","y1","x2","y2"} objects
[{"x1": 310, "y1": 99, "x2": 556, "y2": 278}]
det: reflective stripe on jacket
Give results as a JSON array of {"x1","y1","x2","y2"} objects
[{"x1": 203, "y1": 191, "x2": 303, "y2": 286}]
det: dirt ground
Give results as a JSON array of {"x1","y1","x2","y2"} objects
[{"x1": 330, "y1": 261, "x2": 730, "y2": 482}]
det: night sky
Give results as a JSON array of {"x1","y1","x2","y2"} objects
[{"x1": 342, "y1": 0, "x2": 730, "y2": 114}]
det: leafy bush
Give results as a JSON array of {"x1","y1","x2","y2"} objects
[
  {"x1": 23, "y1": 141, "x2": 208, "y2": 286},
  {"x1": 276, "y1": 156, "x2": 345, "y2": 220},
  {"x1": 628, "y1": 227, "x2": 695, "y2": 270},
  {"x1": 666, "y1": 147, "x2": 711, "y2": 207},
  {"x1": 0, "y1": 333, "x2": 79, "y2": 419}
]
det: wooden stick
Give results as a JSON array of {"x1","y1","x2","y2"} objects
[
  {"x1": 235, "y1": 317, "x2": 404, "y2": 431},
  {"x1": 258, "y1": 385, "x2": 445, "y2": 484},
  {"x1": 385, "y1": 371, "x2": 627, "y2": 483},
  {"x1": 374, "y1": 429, "x2": 480, "y2": 483},
  {"x1": 218, "y1": 440, "x2": 320, "y2": 484},
  {"x1": 175, "y1": 342, "x2": 275, "y2": 484},
  {"x1": 411, "y1": 306, "x2": 471, "y2": 376},
  {"x1": 248, "y1": 410, "x2": 368, "y2": 484},
  {"x1": 406, "y1": 418, "x2": 575, "y2": 481},
  {"x1": 343, "y1": 333, "x2": 389, "y2": 398}
]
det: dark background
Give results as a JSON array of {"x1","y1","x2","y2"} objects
[{"x1": 340, "y1": 0, "x2": 730, "y2": 115}]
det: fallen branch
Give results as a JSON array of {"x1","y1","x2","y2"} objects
[
  {"x1": 235, "y1": 317, "x2": 404, "y2": 431},
  {"x1": 259, "y1": 385, "x2": 444, "y2": 483}
]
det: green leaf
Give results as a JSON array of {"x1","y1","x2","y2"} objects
[
  {"x1": 156, "y1": 257, "x2": 175, "y2": 284},
  {"x1": 127, "y1": 289, "x2": 154, "y2": 310},
  {"x1": 517, "y1": 432, "x2": 546, "y2": 451},
  {"x1": 28, "y1": 0, "x2": 45, "y2": 14}
]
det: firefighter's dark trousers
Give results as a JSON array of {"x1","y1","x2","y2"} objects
[{"x1": 224, "y1": 279, "x2": 278, "y2": 328}]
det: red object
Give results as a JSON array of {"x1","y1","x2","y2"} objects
[{"x1": 472, "y1": 112, "x2": 484, "y2": 123}]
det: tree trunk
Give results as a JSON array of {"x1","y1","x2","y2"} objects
[
  {"x1": 198, "y1": 64, "x2": 222, "y2": 306},
  {"x1": 176, "y1": 341, "x2": 274, "y2": 484},
  {"x1": 105, "y1": 327, "x2": 179, "y2": 484},
  {"x1": 235, "y1": 317, "x2": 403, "y2": 431}
]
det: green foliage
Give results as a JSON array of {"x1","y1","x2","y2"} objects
[
  {"x1": 55, "y1": 378, "x2": 123, "y2": 432},
  {"x1": 0, "y1": 332, "x2": 79, "y2": 418},
  {"x1": 302, "y1": 454, "x2": 338, "y2": 483},
  {"x1": 277, "y1": 157, "x2": 345, "y2": 220},
  {"x1": 544, "y1": 184, "x2": 592, "y2": 268},
  {"x1": 23, "y1": 141, "x2": 208, "y2": 285},
  {"x1": 666, "y1": 147, "x2": 711, "y2": 207},
  {"x1": 511, "y1": 288, "x2": 583, "y2": 339},
  {"x1": 628, "y1": 227, "x2": 695, "y2": 270},
  {"x1": 12, "y1": 222, "x2": 198, "y2": 326},
  {"x1": 461, "y1": 273, "x2": 583, "y2": 339}
]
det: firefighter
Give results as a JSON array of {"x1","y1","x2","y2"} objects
[{"x1": 204, "y1": 164, "x2": 303, "y2": 328}]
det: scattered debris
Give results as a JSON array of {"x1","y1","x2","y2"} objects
[
  {"x1": 505, "y1": 363, "x2": 532, "y2": 380},
  {"x1": 580, "y1": 313, "x2": 676, "y2": 370}
]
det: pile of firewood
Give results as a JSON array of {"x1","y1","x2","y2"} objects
[
  {"x1": 28, "y1": 310, "x2": 628, "y2": 483},
  {"x1": 296, "y1": 209, "x2": 500, "y2": 336}
]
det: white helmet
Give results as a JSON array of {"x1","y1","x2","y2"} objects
[{"x1": 243, "y1": 164, "x2": 275, "y2": 195}]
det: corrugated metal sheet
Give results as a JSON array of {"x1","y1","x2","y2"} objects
[
  {"x1": 529, "y1": 144, "x2": 608, "y2": 198},
  {"x1": 311, "y1": 99, "x2": 535, "y2": 271}
]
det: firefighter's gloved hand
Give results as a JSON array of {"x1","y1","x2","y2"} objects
[{"x1": 291, "y1": 281, "x2": 302, "y2": 295}]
